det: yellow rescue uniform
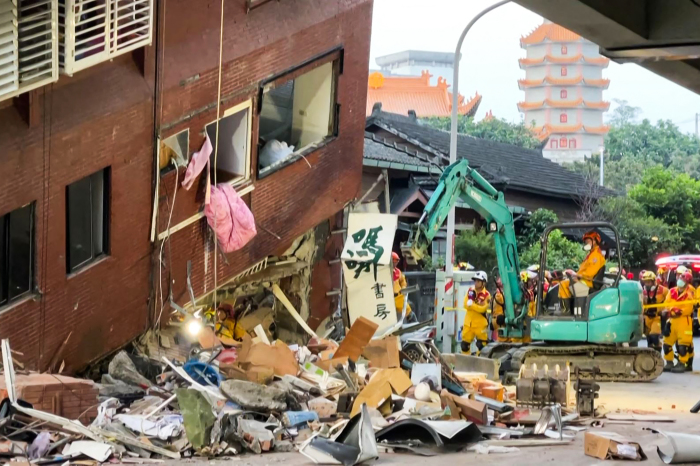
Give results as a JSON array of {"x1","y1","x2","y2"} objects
[
  {"x1": 510, "y1": 289, "x2": 536, "y2": 344},
  {"x1": 393, "y1": 270, "x2": 412, "y2": 315},
  {"x1": 462, "y1": 287, "x2": 491, "y2": 354},
  {"x1": 643, "y1": 285, "x2": 668, "y2": 351},
  {"x1": 663, "y1": 285, "x2": 696, "y2": 365},
  {"x1": 491, "y1": 290, "x2": 509, "y2": 342},
  {"x1": 558, "y1": 246, "x2": 606, "y2": 299},
  {"x1": 215, "y1": 318, "x2": 246, "y2": 341}
]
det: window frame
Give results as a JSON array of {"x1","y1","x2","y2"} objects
[
  {"x1": 66, "y1": 168, "x2": 110, "y2": 274},
  {"x1": 204, "y1": 99, "x2": 254, "y2": 188},
  {"x1": 159, "y1": 128, "x2": 190, "y2": 176},
  {"x1": 569, "y1": 138, "x2": 577, "y2": 149},
  {"x1": 550, "y1": 139, "x2": 558, "y2": 149},
  {"x1": 560, "y1": 89, "x2": 567, "y2": 99},
  {"x1": 561, "y1": 66, "x2": 567, "y2": 76},
  {"x1": 560, "y1": 113, "x2": 568, "y2": 123},
  {"x1": 560, "y1": 137, "x2": 568, "y2": 148},
  {"x1": 256, "y1": 48, "x2": 342, "y2": 179},
  {"x1": 561, "y1": 45, "x2": 568, "y2": 55},
  {"x1": 0, "y1": 203, "x2": 35, "y2": 307}
]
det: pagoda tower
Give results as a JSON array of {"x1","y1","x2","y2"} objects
[{"x1": 518, "y1": 20, "x2": 610, "y2": 164}]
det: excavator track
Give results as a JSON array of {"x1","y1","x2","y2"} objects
[
  {"x1": 511, "y1": 344, "x2": 664, "y2": 382},
  {"x1": 482, "y1": 343, "x2": 664, "y2": 382}
]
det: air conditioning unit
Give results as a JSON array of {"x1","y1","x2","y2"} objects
[
  {"x1": 58, "y1": 0, "x2": 152, "y2": 75},
  {"x1": 0, "y1": 0, "x2": 58, "y2": 102}
]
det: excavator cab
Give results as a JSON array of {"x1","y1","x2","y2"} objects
[{"x1": 532, "y1": 222, "x2": 643, "y2": 344}]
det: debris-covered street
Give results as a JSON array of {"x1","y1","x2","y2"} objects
[{"x1": 2, "y1": 0, "x2": 700, "y2": 465}]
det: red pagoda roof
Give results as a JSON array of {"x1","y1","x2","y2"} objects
[
  {"x1": 518, "y1": 76, "x2": 610, "y2": 89},
  {"x1": 366, "y1": 71, "x2": 481, "y2": 118},
  {"x1": 521, "y1": 22, "x2": 582, "y2": 45},
  {"x1": 533, "y1": 123, "x2": 610, "y2": 140},
  {"x1": 518, "y1": 98, "x2": 610, "y2": 111},
  {"x1": 519, "y1": 54, "x2": 610, "y2": 68}
]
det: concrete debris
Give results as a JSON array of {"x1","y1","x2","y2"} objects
[
  {"x1": 220, "y1": 380, "x2": 288, "y2": 411},
  {"x1": 108, "y1": 351, "x2": 153, "y2": 388}
]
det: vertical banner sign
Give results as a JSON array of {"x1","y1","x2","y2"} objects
[{"x1": 341, "y1": 213, "x2": 398, "y2": 333}]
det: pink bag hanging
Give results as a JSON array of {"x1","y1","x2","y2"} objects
[{"x1": 204, "y1": 184, "x2": 257, "y2": 253}]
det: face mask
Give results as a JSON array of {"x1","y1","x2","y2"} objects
[
  {"x1": 583, "y1": 243, "x2": 592, "y2": 251},
  {"x1": 678, "y1": 279, "x2": 686, "y2": 288}
]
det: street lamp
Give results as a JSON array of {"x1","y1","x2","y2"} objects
[{"x1": 445, "y1": 0, "x2": 511, "y2": 275}]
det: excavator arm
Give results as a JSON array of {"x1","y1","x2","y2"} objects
[{"x1": 401, "y1": 159, "x2": 528, "y2": 337}]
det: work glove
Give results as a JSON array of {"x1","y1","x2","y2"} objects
[
  {"x1": 670, "y1": 308, "x2": 682, "y2": 318},
  {"x1": 467, "y1": 299, "x2": 474, "y2": 307}
]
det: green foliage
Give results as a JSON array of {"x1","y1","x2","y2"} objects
[
  {"x1": 421, "y1": 255, "x2": 445, "y2": 272},
  {"x1": 593, "y1": 196, "x2": 685, "y2": 269},
  {"x1": 421, "y1": 115, "x2": 542, "y2": 150},
  {"x1": 519, "y1": 230, "x2": 586, "y2": 271},
  {"x1": 517, "y1": 208, "x2": 559, "y2": 251},
  {"x1": 454, "y1": 229, "x2": 497, "y2": 273},
  {"x1": 628, "y1": 167, "x2": 700, "y2": 252}
]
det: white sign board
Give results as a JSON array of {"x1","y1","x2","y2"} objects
[{"x1": 341, "y1": 213, "x2": 398, "y2": 333}]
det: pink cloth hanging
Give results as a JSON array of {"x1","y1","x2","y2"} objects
[
  {"x1": 204, "y1": 184, "x2": 257, "y2": 253},
  {"x1": 181, "y1": 134, "x2": 213, "y2": 190}
]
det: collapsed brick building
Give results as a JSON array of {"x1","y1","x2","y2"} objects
[{"x1": 0, "y1": 0, "x2": 373, "y2": 371}]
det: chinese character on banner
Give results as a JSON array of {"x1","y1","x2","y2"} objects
[{"x1": 341, "y1": 213, "x2": 398, "y2": 333}]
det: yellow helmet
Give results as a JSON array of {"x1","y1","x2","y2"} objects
[
  {"x1": 642, "y1": 271, "x2": 656, "y2": 281},
  {"x1": 608, "y1": 267, "x2": 619, "y2": 274}
]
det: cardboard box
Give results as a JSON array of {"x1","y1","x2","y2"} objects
[
  {"x1": 334, "y1": 317, "x2": 379, "y2": 361},
  {"x1": 237, "y1": 335, "x2": 299, "y2": 377},
  {"x1": 315, "y1": 357, "x2": 349, "y2": 372},
  {"x1": 362, "y1": 336, "x2": 400, "y2": 368},
  {"x1": 450, "y1": 395, "x2": 487, "y2": 425},
  {"x1": 439, "y1": 389, "x2": 462, "y2": 420},
  {"x1": 584, "y1": 432, "x2": 646, "y2": 461},
  {"x1": 351, "y1": 368, "x2": 412, "y2": 416}
]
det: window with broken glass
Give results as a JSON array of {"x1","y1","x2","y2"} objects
[
  {"x1": 205, "y1": 100, "x2": 253, "y2": 186},
  {"x1": 66, "y1": 168, "x2": 110, "y2": 273},
  {"x1": 257, "y1": 57, "x2": 339, "y2": 177},
  {"x1": 0, "y1": 203, "x2": 35, "y2": 307}
]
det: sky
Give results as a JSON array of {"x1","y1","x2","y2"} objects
[{"x1": 369, "y1": 0, "x2": 700, "y2": 134}]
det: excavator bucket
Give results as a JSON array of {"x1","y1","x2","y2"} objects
[{"x1": 400, "y1": 242, "x2": 424, "y2": 266}]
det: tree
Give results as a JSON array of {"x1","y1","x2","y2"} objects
[
  {"x1": 519, "y1": 230, "x2": 586, "y2": 271},
  {"x1": 592, "y1": 195, "x2": 684, "y2": 269},
  {"x1": 607, "y1": 99, "x2": 641, "y2": 126},
  {"x1": 628, "y1": 167, "x2": 700, "y2": 252},
  {"x1": 421, "y1": 115, "x2": 542, "y2": 150},
  {"x1": 455, "y1": 229, "x2": 497, "y2": 273},
  {"x1": 518, "y1": 208, "x2": 559, "y2": 251}
]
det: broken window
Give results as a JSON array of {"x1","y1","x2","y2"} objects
[
  {"x1": 258, "y1": 60, "x2": 338, "y2": 175},
  {"x1": 66, "y1": 168, "x2": 109, "y2": 273},
  {"x1": 205, "y1": 100, "x2": 252, "y2": 185},
  {"x1": 159, "y1": 129, "x2": 189, "y2": 174},
  {"x1": 0, "y1": 203, "x2": 34, "y2": 306}
]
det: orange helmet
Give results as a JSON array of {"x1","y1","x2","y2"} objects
[
  {"x1": 583, "y1": 231, "x2": 601, "y2": 244},
  {"x1": 679, "y1": 271, "x2": 693, "y2": 285},
  {"x1": 391, "y1": 252, "x2": 400, "y2": 262}
]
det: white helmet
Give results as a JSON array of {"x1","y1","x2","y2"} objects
[
  {"x1": 527, "y1": 264, "x2": 539, "y2": 272},
  {"x1": 676, "y1": 265, "x2": 688, "y2": 275},
  {"x1": 473, "y1": 271, "x2": 487, "y2": 283}
]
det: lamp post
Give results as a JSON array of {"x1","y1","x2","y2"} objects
[
  {"x1": 445, "y1": 0, "x2": 511, "y2": 274},
  {"x1": 599, "y1": 145, "x2": 605, "y2": 187}
]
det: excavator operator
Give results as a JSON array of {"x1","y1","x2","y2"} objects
[
  {"x1": 558, "y1": 231, "x2": 606, "y2": 304},
  {"x1": 461, "y1": 271, "x2": 490, "y2": 355},
  {"x1": 663, "y1": 271, "x2": 696, "y2": 373},
  {"x1": 642, "y1": 271, "x2": 668, "y2": 352}
]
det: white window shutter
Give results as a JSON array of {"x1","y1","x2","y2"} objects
[
  {"x1": 59, "y1": 0, "x2": 152, "y2": 75},
  {"x1": 0, "y1": 0, "x2": 20, "y2": 98},
  {"x1": 0, "y1": 0, "x2": 57, "y2": 103}
]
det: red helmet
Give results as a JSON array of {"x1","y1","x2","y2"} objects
[
  {"x1": 583, "y1": 231, "x2": 601, "y2": 244},
  {"x1": 391, "y1": 252, "x2": 400, "y2": 261},
  {"x1": 627, "y1": 273, "x2": 634, "y2": 280}
]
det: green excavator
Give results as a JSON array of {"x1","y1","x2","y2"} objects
[{"x1": 401, "y1": 159, "x2": 664, "y2": 382}]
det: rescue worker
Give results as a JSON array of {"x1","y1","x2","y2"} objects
[
  {"x1": 490, "y1": 278, "x2": 507, "y2": 342},
  {"x1": 663, "y1": 271, "x2": 696, "y2": 372},
  {"x1": 461, "y1": 271, "x2": 490, "y2": 355},
  {"x1": 206, "y1": 303, "x2": 246, "y2": 342},
  {"x1": 558, "y1": 231, "x2": 606, "y2": 302},
  {"x1": 657, "y1": 267, "x2": 669, "y2": 287},
  {"x1": 392, "y1": 252, "x2": 412, "y2": 317},
  {"x1": 511, "y1": 269, "x2": 538, "y2": 343},
  {"x1": 642, "y1": 271, "x2": 668, "y2": 352}
]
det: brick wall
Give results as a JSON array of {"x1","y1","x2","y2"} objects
[{"x1": 0, "y1": 0, "x2": 373, "y2": 371}]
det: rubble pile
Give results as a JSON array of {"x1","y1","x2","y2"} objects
[{"x1": 1, "y1": 318, "x2": 697, "y2": 465}]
